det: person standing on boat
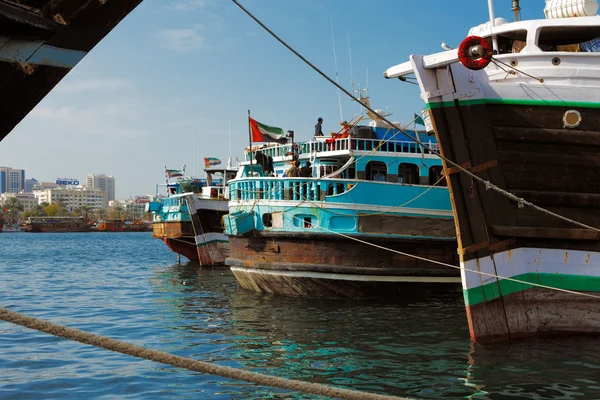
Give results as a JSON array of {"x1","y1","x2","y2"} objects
[
  {"x1": 286, "y1": 160, "x2": 299, "y2": 177},
  {"x1": 314, "y1": 118, "x2": 324, "y2": 136}
]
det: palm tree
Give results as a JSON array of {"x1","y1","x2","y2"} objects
[{"x1": 3, "y1": 196, "x2": 24, "y2": 224}]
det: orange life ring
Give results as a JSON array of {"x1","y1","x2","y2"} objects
[{"x1": 458, "y1": 36, "x2": 493, "y2": 70}]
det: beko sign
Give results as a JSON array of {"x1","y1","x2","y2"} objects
[{"x1": 56, "y1": 178, "x2": 80, "y2": 186}]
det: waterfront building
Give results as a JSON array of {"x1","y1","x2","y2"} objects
[
  {"x1": 0, "y1": 192, "x2": 38, "y2": 211},
  {"x1": 24, "y1": 178, "x2": 39, "y2": 192},
  {"x1": 33, "y1": 181, "x2": 60, "y2": 191},
  {"x1": 33, "y1": 187, "x2": 105, "y2": 212},
  {"x1": 0, "y1": 167, "x2": 25, "y2": 194},
  {"x1": 86, "y1": 174, "x2": 115, "y2": 207}
]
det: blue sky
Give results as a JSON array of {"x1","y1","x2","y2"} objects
[{"x1": 0, "y1": 0, "x2": 546, "y2": 198}]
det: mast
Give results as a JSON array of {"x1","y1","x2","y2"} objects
[
  {"x1": 511, "y1": 0, "x2": 521, "y2": 22},
  {"x1": 487, "y1": 0, "x2": 499, "y2": 54}
]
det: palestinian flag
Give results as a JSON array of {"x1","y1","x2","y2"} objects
[
  {"x1": 166, "y1": 169, "x2": 183, "y2": 178},
  {"x1": 204, "y1": 157, "x2": 221, "y2": 168},
  {"x1": 249, "y1": 117, "x2": 287, "y2": 144}
]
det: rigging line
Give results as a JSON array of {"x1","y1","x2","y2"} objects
[
  {"x1": 331, "y1": 18, "x2": 343, "y2": 122},
  {"x1": 279, "y1": 212, "x2": 600, "y2": 301},
  {"x1": 492, "y1": 57, "x2": 544, "y2": 83},
  {"x1": 0, "y1": 308, "x2": 409, "y2": 400},
  {"x1": 231, "y1": 0, "x2": 600, "y2": 234}
]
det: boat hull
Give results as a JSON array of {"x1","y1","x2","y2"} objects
[
  {"x1": 226, "y1": 232, "x2": 460, "y2": 298},
  {"x1": 151, "y1": 221, "x2": 198, "y2": 262},
  {"x1": 427, "y1": 96, "x2": 600, "y2": 342},
  {"x1": 185, "y1": 196, "x2": 229, "y2": 267}
]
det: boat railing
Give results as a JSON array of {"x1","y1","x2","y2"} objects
[
  {"x1": 229, "y1": 177, "x2": 354, "y2": 202},
  {"x1": 246, "y1": 138, "x2": 438, "y2": 161}
]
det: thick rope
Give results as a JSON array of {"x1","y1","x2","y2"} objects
[
  {"x1": 0, "y1": 307, "x2": 410, "y2": 400},
  {"x1": 231, "y1": 0, "x2": 600, "y2": 234}
]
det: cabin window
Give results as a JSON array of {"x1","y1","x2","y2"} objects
[
  {"x1": 538, "y1": 26, "x2": 600, "y2": 52},
  {"x1": 303, "y1": 216, "x2": 312, "y2": 228},
  {"x1": 262, "y1": 213, "x2": 273, "y2": 228},
  {"x1": 429, "y1": 166, "x2": 446, "y2": 186},
  {"x1": 366, "y1": 161, "x2": 387, "y2": 182},
  {"x1": 489, "y1": 30, "x2": 527, "y2": 54},
  {"x1": 398, "y1": 163, "x2": 419, "y2": 184}
]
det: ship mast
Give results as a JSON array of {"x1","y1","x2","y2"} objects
[{"x1": 511, "y1": 0, "x2": 521, "y2": 22}]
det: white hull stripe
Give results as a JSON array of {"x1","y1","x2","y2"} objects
[
  {"x1": 230, "y1": 267, "x2": 461, "y2": 283},
  {"x1": 195, "y1": 232, "x2": 228, "y2": 245},
  {"x1": 461, "y1": 247, "x2": 600, "y2": 291}
]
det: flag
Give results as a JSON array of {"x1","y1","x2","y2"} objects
[
  {"x1": 414, "y1": 113, "x2": 425, "y2": 126},
  {"x1": 204, "y1": 157, "x2": 221, "y2": 168},
  {"x1": 166, "y1": 169, "x2": 183, "y2": 179},
  {"x1": 249, "y1": 117, "x2": 287, "y2": 144}
]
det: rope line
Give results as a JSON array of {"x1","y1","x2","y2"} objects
[
  {"x1": 0, "y1": 307, "x2": 410, "y2": 400},
  {"x1": 231, "y1": 0, "x2": 600, "y2": 234},
  {"x1": 276, "y1": 212, "x2": 600, "y2": 300}
]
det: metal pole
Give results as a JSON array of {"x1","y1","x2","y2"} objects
[
  {"x1": 247, "y1": 110, "x2": 253, "y2": 176},
  {"x1": 488, "y1": 0, "x2": 499, "y2": 54}
]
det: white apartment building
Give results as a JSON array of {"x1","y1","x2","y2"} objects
[
  {"x1": 0, "y1": 192, "x2": 38, "y2": 211},
  {"x1": 33, "y1": 187, "x2": 106, "y2": 212},
  {"x1": 86, "y1": 174, "x2": 115, "y2": 207}
]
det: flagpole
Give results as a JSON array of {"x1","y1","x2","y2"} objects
[{"x1": 248, "y1": 110, "x2": 253, "y2": 176}]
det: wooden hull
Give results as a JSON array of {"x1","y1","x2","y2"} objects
[
  {"x1": 185, "y1": 196, "x2": 229, "y2": 267},
  {"x1": 429, "y1": 101, "x2": 600, "y2": 342},
  {"x1": 151, "y1": 221, "x2": 198, "y2": 262},
  {"x1": 226, "y1": 232, "x2": 460, "y2": 299},
  {"x1": 25, "y1": 223, "x2": 91, "y2": 232}
]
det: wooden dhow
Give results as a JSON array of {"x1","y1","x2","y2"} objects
[{"x1": 385, "y1": 0, "x2": 600, "y2": 342}]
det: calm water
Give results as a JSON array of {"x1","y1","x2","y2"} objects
[{"x1": 1, "y1": 233, "x2": 599, "y2": 399}]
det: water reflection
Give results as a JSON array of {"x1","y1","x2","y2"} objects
[{"x1": 150, "y1": 263, "x2": 600, "y2": 399}]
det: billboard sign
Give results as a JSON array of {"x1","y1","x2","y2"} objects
[
  {"x1": 135, "y1": 196, "x2": 150, "y2": 204},
  {"x1": 56, "y1": 178, "x2": 80, "y2": 186}
]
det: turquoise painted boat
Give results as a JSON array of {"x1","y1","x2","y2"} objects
[
  {"x1": 147, "y1": 163, "x2": 237, "y2": 265},
  {"x1": 224, "y1": 112, "x2": 460, "y2": 298}
]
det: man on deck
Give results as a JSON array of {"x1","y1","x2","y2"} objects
[{"x1": 314, "y1": 117, "x2": 324, "y2": 136}]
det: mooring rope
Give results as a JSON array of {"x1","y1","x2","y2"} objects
[
  {"x1": 0, "y1": 307, "x2": 410, "y2": 400},
  {"x1": 231, "y1": 0, "x2": 600, "y2": 234}
]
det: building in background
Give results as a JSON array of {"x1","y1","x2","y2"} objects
[
  {"x1": 0, "y1": 167, "x2": 25, "y2": 194},
  {"x1": 33, "y1": 187, "x2": 106, "y2": 212},
  {"x1": 33, "y1": 181, "x2": 60, "y2": 191},
  {"x1": 86, "y1": 174, "x2": 115, "y2": 207},
  {"x1": 0, "y1": 192, "x2": 38, "y2": 211},
  {"x1": 24, "y1": 178, "x2": 39, "y2": 192}
]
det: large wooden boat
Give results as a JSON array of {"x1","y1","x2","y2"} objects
[
  {"x1": 24, "y1": 216, "x2": 92, "y2": 232},
  {"x1": 148, "y1": 163, "x2": 237, "y2": 265},
  {"x1": 96, "y1": 220, "x2": 151, "y2": 232},
  {"x1": 0, "y1": 0, "x2": 142, "y2": 142},
  {"x1": 386, "y1": 0, "x2": 600, "y2": 342},
  {"x1": 224, "y1": 110, "x2": 460, "y2": 298}
]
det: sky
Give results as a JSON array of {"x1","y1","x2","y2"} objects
[{"x1": 0, "y1": 0, "x2": 546, "y2": 199}]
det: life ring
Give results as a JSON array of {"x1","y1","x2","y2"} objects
[{"x1": 458, "y1": 36, "x2": 493, "y2": 70}]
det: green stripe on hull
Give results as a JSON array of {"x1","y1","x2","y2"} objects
[
  {"x1": 196, "y1": 239, "x2": 228, "y2": 248},
  {"x1": 464, "y1": 273, "x2": 600, "y2": 306},
  {"x1": 427, "y1": 99, "x2": 600, "y2": 109}
]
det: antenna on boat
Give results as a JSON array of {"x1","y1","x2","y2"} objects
[
  {"x1": 487, "y1": 0, "x2": 499, "y2": 54},
  {"x1": 193, "y1": 120, "x2": 196, "y2": 177},
  {"x1": 511, "y1": 0, "x2": 521, "y2": 22},
  {"x1": 347, "y1": 31, "x2": 354, "y2": 97},
  {"x1": 228, "y1": 116, "x2": 232, "y2": 161},
  {"x1": 330, "y1": 18, "x2": 343, "y2": 122}
]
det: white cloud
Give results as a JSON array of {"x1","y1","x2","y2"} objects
[
  {"x1": 156, "y1": 28, "x2": 205, "y2": 53},
  {"x1": 171, "y1": 0, "x2": 208, "y2": 11}
]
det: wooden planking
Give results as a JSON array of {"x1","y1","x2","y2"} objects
[
  {"x1": 512, "y1": 190, "x2": 600, "y2": 209},
  {"x1": 493, "y1": 126, "x2": 600, "y2": 147},
  {"x1": 503, "y1": 171, "x2": 600, "y2": 193},
  {"x1": 515, "y1": 205, "x2": 600, "y2": 229},
  {"x1": 358, "y1": 214, "x2": 456, "y2": 238},
  {"x1": 488, "y1": 104, "x2": 600, "y2": 131},
  {"x1": 491, "y1": 225, "x2": 600, "y2": 240}
]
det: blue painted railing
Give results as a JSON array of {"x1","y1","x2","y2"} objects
[
  {"x1": 229, "y1": 178, "x2": 352, "y2": 202},
  {"x1": 245, "y1": 138, "x2": 438, "y2": 161}
]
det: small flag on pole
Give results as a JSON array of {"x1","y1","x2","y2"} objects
[
  {"x1": 165, "y1": 169, "x2": 183, "y2": 179},
  {"x1": 414, "y1": 113, "x2": 425, "y2": 126},
  {"x1": 204, "y1": 157, "x2": 221, "y2": 168}
]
